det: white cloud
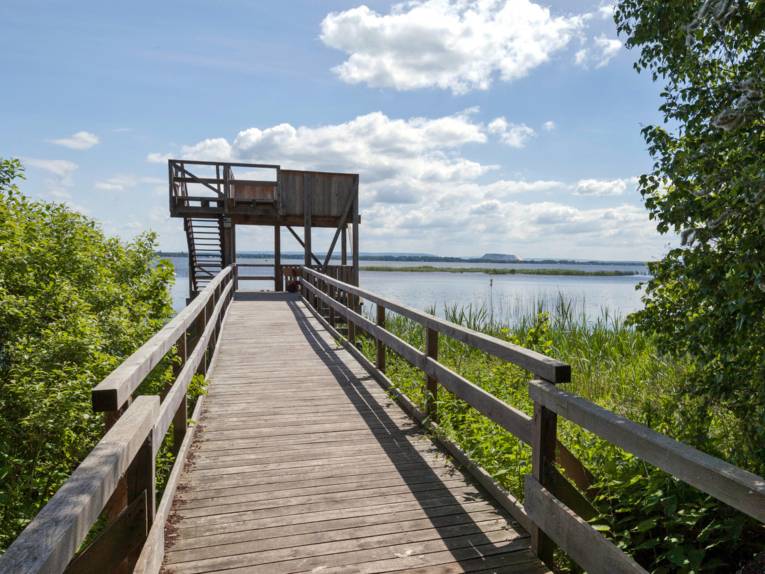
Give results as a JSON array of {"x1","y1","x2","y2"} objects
[
  {"x1": 598, "y1": 3, "x2": 616, "y2": 19},
  {"x1": 95, "y1": 175, "x2": 164, "y2": 192},
  {"x1": 146, "y1": 152, "x2": 172, "y2": 164},
  {"x1": 575, "y1": 34, "x2": 622, "y2": 69},
  {"x1": 48, "y1": 131, "x2": 100, "y2": 150},
  {"x1": 320, "y1": 0, "x2": 587, "y2": 94},
  {"x1": 23, "y1": 158, "x2": 78, "y2": 177},
  {"x1": 150, "y1": 111, "x2": 492, "y2": 193},
  {"x1": 488, "y1": 117, "x2": 536, "y2": 148},
  {"x1": 147, "y1": 112, "x2": 664, "y2": 259},
  {"x1": 542, "y1": 120, "x2": 556, "y2": 131},
  {"x1": 21, "y1": 158, "x2": 89, "y2": 211},
  {"x1": 575, "y1": 177, "x2": 637, "y2": 197}
]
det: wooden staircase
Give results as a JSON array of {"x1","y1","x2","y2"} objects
[{"x1": 184, "y1": 216, "x2": 224, "y2": 295}]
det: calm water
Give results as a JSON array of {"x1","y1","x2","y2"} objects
[{"x1": 167, "y1": 257, "x2": 647, "y2": 322}]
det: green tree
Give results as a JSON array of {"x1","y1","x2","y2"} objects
[
  {"x1": 0, "y1": 159, "x2": 175, "y2": 549},
  {"x1": 616, "y1": 1, "x2": 765, "y2": 472}
]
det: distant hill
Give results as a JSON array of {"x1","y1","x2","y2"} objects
[{"x1": 479, "y1": 253, "x2": 520, "y2": 262}]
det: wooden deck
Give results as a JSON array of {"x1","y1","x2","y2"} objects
[{"x1": 161, "y1": 293, "x2": 549, "y2": 574}]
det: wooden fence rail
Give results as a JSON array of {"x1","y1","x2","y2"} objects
[
  {"x1": 300, "y1": 266, "x2": 765, "y2": 574},
  {"x1": 0, "y1": 266, "x2": 236, "y2": 574}
]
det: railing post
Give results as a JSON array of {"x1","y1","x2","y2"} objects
[
  {"x1": 376, "y1": 304, "x2": 386, "y2": 372},
  {"x1": 425, "y1": 327, "x2": 438, "y2": 422},
  {"x1": 125, "y1": 433, "x2": 155, "y2": 569},
  {"x1": 530, "y1": 392, "x2": 558, "y2": 565},
  {"x1": 201, "y1": 298, "x2": 209, "y2": 375},
  {"x1": 172, "y1": 330, "x2": 188, "y2": 454},
  {"x1": 348, "y1": 294, "x2": 356, "y2": 345},
  {"x1": 329, "y1": 283, "x2": 336, "y2": 327}
]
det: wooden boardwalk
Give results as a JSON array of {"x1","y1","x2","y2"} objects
[{"x1": 161, "y1": 293, "x2": 549, "y2": 574}]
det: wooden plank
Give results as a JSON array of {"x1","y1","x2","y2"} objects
[
  {"x1": 303, "y1": 267, "x2": 570, "y2": 383},
  {"x1": 168, "y1": 511, "x2": 506, "y2": 560},
  {"x1": 0, "y1": 397, "x2": 158, "y2": 574},
  {"x1": 524, "y1": 476, "x2": 646, "y2": 574},
  {"x1": 304, "y1": 299, "x2": 534, "y2": 535},
  {"x1": 159, "y1": 296, "x2": 544, "y2": 574},
  {"x1": 528, "y1": 380, "x2": 765, "y2": 523},
  {"x1": 91, "y1": 267, "x2": 233, "y2": 412}
]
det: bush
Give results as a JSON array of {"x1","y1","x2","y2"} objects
[{"x1": 0, "y1": 159, "x2": 175, "y2": 550}]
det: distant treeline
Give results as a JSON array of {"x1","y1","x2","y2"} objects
[
  {"x1": 359, "y1": 265, "x2": 643, "y2": 277},
  {"x1": 157, "y1": 251, "x2": 648, "y2": 267}
]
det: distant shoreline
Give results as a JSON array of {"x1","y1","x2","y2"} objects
[
  {"x1": 359, "y1": 265, "x2": 643, "y2": 277},
  {"x1": 157, "y1": 252, "x2": 648, "y2": 267}
]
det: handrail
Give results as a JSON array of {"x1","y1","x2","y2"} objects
[
  {"x1": 529, "y1": 380, "x2": 765, "y2": 522},
  {"x1": 302, "y1": 266, "x2": 570, "y2": 382},
  {"x1": 92, "y1": 266, "x2": 233, "y2": 412},
  {"x1": 0, "y1": 397, "x2": 158, "y2": 574},
  {"x1": 0, "y1": 266, "x2": 236, "y2": 574},
  {"x1": 299, "y1": 267, "x2": 765, "y2": 573}
]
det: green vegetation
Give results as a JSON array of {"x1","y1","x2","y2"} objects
[
  {"x1": 0, "y1": 159, "x2": 180, "y2": 550},
  {"x1": 615, "y1": 2, "x2": 765, "y2": 475},
  {"x1": 358, "y1": 300, "x2": 763, "y2": 572},
  {"x1": 360, "y1": 265, "x2": 641, "y2": 277}
]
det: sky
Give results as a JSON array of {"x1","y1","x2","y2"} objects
[{"x1": 1, "y1": 0, "x2": 674, "y2": 261}]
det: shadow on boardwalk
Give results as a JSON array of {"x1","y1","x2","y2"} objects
[{"x1": 285, "y1": 298, "x2": 532, "y2": 570}]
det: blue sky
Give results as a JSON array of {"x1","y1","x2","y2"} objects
[{"x1": 1, "y1": 0, "x2": 673, "y2": 260}]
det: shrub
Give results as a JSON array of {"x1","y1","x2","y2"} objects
[{"x1": 0, "y1": 159, "x2": 175, "y2": 550}]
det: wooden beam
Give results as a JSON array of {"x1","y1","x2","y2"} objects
[
  {"x1": 303, "y1": 174, "x2": 311, "y2": 267},
  {"x1": 64, "y1": 491, "x2": 147, "y2": 574},
  {"x1": 524, "y1": 476, "x2": 647, "y2": 574},
  {"x1": 322, "y1": 192, "x2": 356, "y2": 268},
  {"x1": 341, "y1": 226, "x2": 347, "y2": 266},
  {"x1": 302, "y1": 267, "x2": 570, "y2": 383},
  {"x1": 301, "y1": 279, "x2": 533, "y2": 444},
  {"x1": 153, "y1": 280, "x2": 233, "y2": 451},
  {"x1": 0, "y1": 397, "x2": 158, "y2": 574},
  {"x1": 351, "y1": 195, "x2": 359, "y2": 287},
  {"x1": 425, "y1": 327, "x2": 438, "y2": 423},
  {"x1": 376, "y1": 305, "x2": 386, "y2": 372},
  {"x1": 285, "y1": 226, "x2": 323, "y2": 267},
  {"x1": 274, "y1": 225, "x2": 283, "y2": 291},
  {"x1": 132, "y1": 396, "x2": 206, "y2": 574},
  {"x1": 91, "y1": 267, "x2": 233, "y2": 412},
  {"x1": 529, "y1": 379, "x2": 765, "y2": 523},
  {"x1": 530, "y1": 400, "x2": 558, "y2": 564}
]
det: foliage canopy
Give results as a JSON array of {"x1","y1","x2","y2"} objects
[
  {"x1": 616, "y1": 0, "x2": 765, "y2": 472},
  {"x1": 0, "y1": 159, "x2": 175, "y2": 549}
]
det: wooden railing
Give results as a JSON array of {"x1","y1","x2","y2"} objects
[
  {"x1": 300, "y1": 267, "x2": 765, "y2": 574},
  {"x1": 0, "y1": 266, "x2": 236, "y2": 574}
]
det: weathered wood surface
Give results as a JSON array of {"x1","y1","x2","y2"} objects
[
  {"x1": 529, "y1": 379, "x2": 765, "y2": 523},
  {"x1": 302, "y1": 267, "x2": 570, "y2": 383},
  {"x1": 523, "y1": 477, "x2": 646, "y2": 574},
  {"x1": 92, "y1": 267, "x2": 233, "y2": 412},
  {"x1": 161, "y1": 294, "x2": 549, "y2": 573}
]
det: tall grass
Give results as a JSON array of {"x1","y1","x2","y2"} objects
[{"x1": 356, "y1": 297, "x2": 762, "y2": 572}]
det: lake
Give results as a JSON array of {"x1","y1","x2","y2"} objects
[{"x1": 166, "y1": 256, "x2": 647, "y2": 323}]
